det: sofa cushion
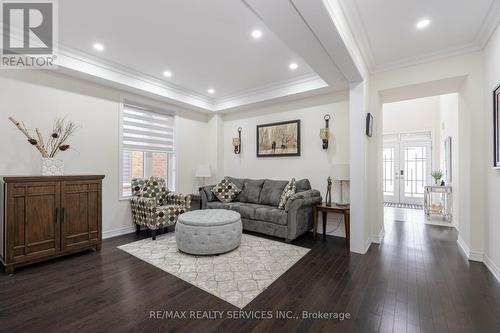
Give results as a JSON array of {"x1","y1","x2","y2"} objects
[
  {"x1": 211, "y1": 178, "x2": 241, "y2": 203},
  {"x1": 259, "y1": 179, "x2": 288, "y2": 207},
  {"x1": 239, "y1": 179, "x2": 264, "y2": 204},
  {"x1": 202, "y1": 186, "x2": 217, "y2": 202},
  {"x1": 296, "y1": 179, "x2": 312, "y2": 193},
  {"x1": 254, "y1": 206, "x2": 288, "y2": 226},
  {"x1": 278, "y1": 178, "x2": 297, "y2": 209},
  {"x1": 226, "y1": 202, "x2": 260, "y2": 220},
  {"x1": 206, "y1": 201, "x2": 230, "y2": 210}
]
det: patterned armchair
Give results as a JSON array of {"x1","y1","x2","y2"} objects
[{"x1": 130, "y1": 177, "x2": 191, "y2": 240}]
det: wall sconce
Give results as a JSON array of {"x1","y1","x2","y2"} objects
[
  {"x1": 232, "y1": 127, "x2": 242, "y2": 154},
  {"x1": 320, "y1": 114, "x2": 331, "y2": 149}
]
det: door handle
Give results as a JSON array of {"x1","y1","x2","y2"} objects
[
  {"x1": 55, "y1": 208, "x2": 59, "y2": 224},
  {"x1": 60, "y1": 208, "x2": 65, "y2": 224}
]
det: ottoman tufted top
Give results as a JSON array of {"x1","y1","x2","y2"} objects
[{"x1": 178, "y1": 209, "x2": 241, "y2": 227}]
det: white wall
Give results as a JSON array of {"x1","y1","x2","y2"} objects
[
  {"x1": 439, "y1": 93, "x2": 459, "y2": 181},
  {"x1": 0, "y1": 70, "x2": 211, "y2": 237},
  {"x1": 484, "y1": 24, "x2": 500, "y2": 274},
  {"x1": 223, "y1": 92, "x2": 350, "y2": 200},
  {"x1": 366, "y1": 51, "x2": 486, "y2": 256},
  {"x1": 383, "y1": 96, "x2": 441, "y2": 169}
]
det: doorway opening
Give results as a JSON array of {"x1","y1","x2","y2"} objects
[{"x1": 382, "y1": 93, "x2": 458, "y2": 226}]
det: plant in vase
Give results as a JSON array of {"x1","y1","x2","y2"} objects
[
  {"x1": 8, "y1": 116, "x2": 78, "y2": 176},
  {"x1": 431, "y1": 170, "x2": 444, "y2": 185}
]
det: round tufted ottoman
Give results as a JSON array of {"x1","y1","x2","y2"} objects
[{"x1": 175, "y1": 209, "x2": 242, "y2": 255}]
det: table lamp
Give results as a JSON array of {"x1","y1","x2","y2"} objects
[
  {"x1": 195, "y1": 164, "x2": 211, "y2": 186},
  {"x1": 331, "y1": 164, "x2": 350, "y2": 206}
]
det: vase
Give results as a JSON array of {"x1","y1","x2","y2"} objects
[{"x1": 41, "y1": 158, "x2": 64, "y2": 176}]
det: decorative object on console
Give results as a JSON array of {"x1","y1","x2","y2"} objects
[
  {"x1": 325, "y1": 176, "x2": 332, "y2": 206},
  {"x1": 431, "y1": 170, "x2": 444, "y2": 185},
  {"x1": 278, "y1": 177, "x2": 296, "y2": 209},
  {"x1": 332, "y1": 164, "x2": 350, "y2": 206},
  {"x1": 8, "y1": 116, "x2": 78, "y2": 176},
  {"x1": 211, "y1": 178, "x2": 241, "y2": 203},
  {"x1": 232, "y1": 127, "x2": 242, "y2": 154},
  {"x1": 256, "y1": 119, "x2": 300, "y2": 157},
  {"x1": 320, "y1": 114, "x2": 331, "y2": 149},
  {"x1": 130, "y1": 177, "x2": 191, "y2": 240},
  {"x1": 493, "y1": 83, "x2": 500, "y2": 168},
  {"x1": 195, "y1": 164, "x2": 211, "y2": 186},
  {"x1": 366, "y1": 113, "x2": 374, "y2": 137}
]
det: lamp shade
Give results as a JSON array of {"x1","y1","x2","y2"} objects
[
  {"x1": 331, "y1": 164, "x2": 350, "y2": 180},
  {"x1": 195, "y1": 164, "x2": 211, "y2": 178}
]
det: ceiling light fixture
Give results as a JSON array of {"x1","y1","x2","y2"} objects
[
  {"x1": 416, "y1": 19, "x2": 430, "y2": 29},
  {"x1": 251, "y1": 29, "x2": 262, "y2": 39},
  {"x1": 93, "y1": 43, "x2": 104, "y2": 51},
  {"x1": 163, "y1": 70, "x2": 172, "y2": 78},
  {"x1": 289, "y1": 62, "x2": 298, "y2": 70},
  {"x1": 207, "y1": 88, "x2": 215, "y2": 94}
]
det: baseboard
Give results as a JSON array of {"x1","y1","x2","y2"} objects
[
  {"x1": 484, "y1": 255, "x2": 500, "y2": 282},
  {"x1": 469, "y1": 251, "x2": 485, "y2": 262},
  {"x1": 102, "y1": 225, "x2": 136, "y2": 239},
  {"x1": 372, "y1": 227, "x2": 385, "y2": 244},
  {"x1": 457, "y1": 235, "x2": 471, "y2": 258}
]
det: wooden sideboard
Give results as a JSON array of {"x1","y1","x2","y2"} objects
[{"x1": 0, "y1": 175, "x2": 105, "y2": 273}]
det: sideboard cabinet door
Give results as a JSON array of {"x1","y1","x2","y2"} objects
[
  {"x1": 6, "y1": 182, "x2": 61, "y2": 262},
  {"x1": 60, "y1": 181, "x2": 102, "y2": 251}
]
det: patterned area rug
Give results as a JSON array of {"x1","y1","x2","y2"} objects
[
  {"x1": 118, "y1": 233, "x2": 309, "y2": 308},
  {"x1": 384, "y1": 202, "x2": 423, "y2": 210}
]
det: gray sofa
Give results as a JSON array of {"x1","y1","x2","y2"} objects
[{"x1": 200, "y1": 177, "x2": 322, "y2": 242}]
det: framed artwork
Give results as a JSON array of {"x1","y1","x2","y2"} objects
[
  {"x1": 256, "y1": 120, "x2": 300, "y2": 157},
  {"x1": 494, "y1": 84, "x2": 500, "y2": 168},
  {"x1": 444, "y1": 136, "x2": 452, "y2": 182},
  {"x1": 366, "y1": 113, "x2": 374, "y2": 137}
]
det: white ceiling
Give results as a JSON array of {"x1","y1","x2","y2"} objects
[
  {"x1": 340, "y1": 0, "x2": 500, "y2": 72},
  {"x1": 59, "y1": 0, "x2": 317, "y2": 99}
]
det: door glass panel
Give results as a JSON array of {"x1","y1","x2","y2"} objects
[
  {"x1": 383, "y1": 148, "x2": 395, "y2": 196},
  {"x1": 403, "y1": 146, "x2": 427, "y2": 198}
]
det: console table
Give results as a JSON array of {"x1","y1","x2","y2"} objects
[
  {"x1": 424, "y1": 185, "x2": 452, "y2": 221},
  {"x1": 1, "y1": 175, "x2": 104, "y2": 273},
  {"x1": 312, "y1": 203, "x2": 350, "y2": 248}
]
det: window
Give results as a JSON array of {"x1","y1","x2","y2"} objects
[{"x1": 120, "y1": 101, "x2": 175, "y2": 198}]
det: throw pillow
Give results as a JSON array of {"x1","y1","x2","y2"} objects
[
  {"x1": 211, "y1": 178, "x2": 241, "y2": 203},
  {"x1": 278, "y1": 178, "x2": 297, "y2": 209}
]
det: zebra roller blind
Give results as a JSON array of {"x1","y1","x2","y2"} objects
[{"x1": 122, "y1": 102, "x2": 174, "y2": 152}]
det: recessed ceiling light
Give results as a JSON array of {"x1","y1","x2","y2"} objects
[
  {"x1": 163, "y1": 70, "x2": 172, "y2": 78},
  {"x1": 93, "y1": 43, "x2": 104, "y2": 51},
  {"x1": 289, "y1": 62, "x2": 298, "y2": 70},
  {"x1": 251, "y1": 29, "x2": 262, "y2": 39},
  {"x1": 207, "y1": 88, "x2": 215, "y2": 94},
  {"x1": 416, "y1": 19, "x2": 430, "y2": 29}
]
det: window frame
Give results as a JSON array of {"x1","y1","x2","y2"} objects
[{"x1": 118, "y1": 98, "x2": 178, "y2": 200}]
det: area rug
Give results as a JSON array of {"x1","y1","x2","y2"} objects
[
  {"x1": 384, "y1": 202, "x2": 423, "y2": 210},
  {"x1": 118, "y1": 233, "x2": 309, "y2": 308}
]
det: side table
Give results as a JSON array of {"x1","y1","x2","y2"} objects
[{"x1": 312, "y1": 203, "x2": 350, "y2": 248}]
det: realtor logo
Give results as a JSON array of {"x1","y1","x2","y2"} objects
[{"x1": 1, "y1": 0, "x2": 58, "y2": 68}]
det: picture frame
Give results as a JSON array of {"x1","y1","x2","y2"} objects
[
  {"x1": 256, "y1": 120, "x2": 301, "y2": 157},
  {"x1": 366, "y1": 113, "x2": 373, "y2": 137},
  {"x1": 494, "y1": 84, "x2": 500, "y2": 168},
  {"x1": 444, "y1": 136, "x2": 452, "y2": 182}
]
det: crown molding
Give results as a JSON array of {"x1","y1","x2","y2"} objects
[
  {"x1": 213, "y1": 73, "x2": 329, "y2": 111},
  {"x1": 53, "y1": 46, "x2": 333, "y2": 113},
  {"x1": 371, "y1": 42, "x2": 481, "y2": 74},
  {"x1": 475, "y1": 1, "x2": 500, "y2": 48},
  {"x1": 340, "y1": 0, "x2": 500, "y2": 74}
]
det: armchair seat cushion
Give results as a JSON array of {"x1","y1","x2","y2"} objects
[{"x1": 156, "y1": 204, "x2": 188, "y2": 223}]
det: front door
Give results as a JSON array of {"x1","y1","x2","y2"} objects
[{"x1": 384, "y1": 141, "x2": 432, "y2": 205}]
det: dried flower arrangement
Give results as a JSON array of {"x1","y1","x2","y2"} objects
[{"x1": 8, "y1": 116, "x2": 78, "y2": 158}]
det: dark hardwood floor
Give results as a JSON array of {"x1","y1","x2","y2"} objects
[{"x1": 2, "y1": 213, "x2": 500, "y2": 333}]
